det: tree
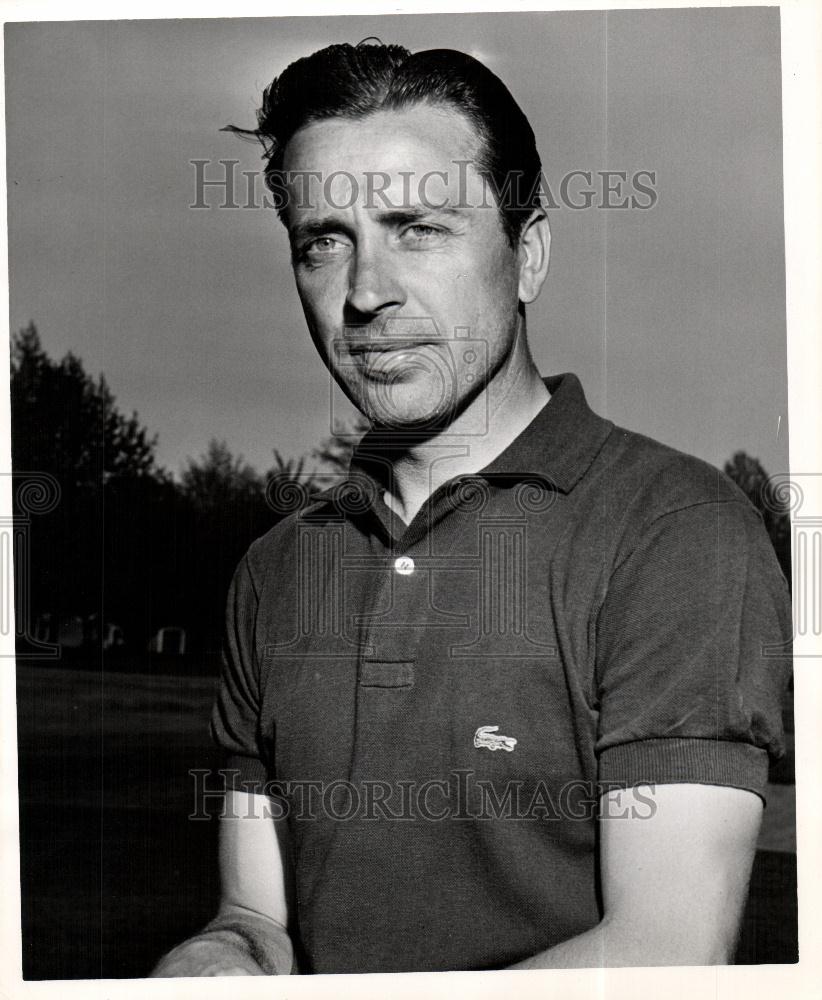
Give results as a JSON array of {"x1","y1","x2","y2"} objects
[
  {"x1": 10, "y1": 324, "x2": 166, "y2": 635},
  {"x1": 178, "y1": 441, "x2": 320, "y2": 653},
  {"x1": 312, "y1": 416, "x2": 370, "y2": 473},
  {"x1": 180, "y1": 439, "x2": 261, "y2": 511},
  {"x1": 262, "y1": 449, "x2": 321, "y2": 518},
  {"x1": 10, "y1": 322, "x2": 161, "y2": 483},
  {"x1": 724, "y1": 451, "x2": 791, "y2": 582},
  {"x1": 8, "y1": 324, "x2": 367, "y2": 660}
]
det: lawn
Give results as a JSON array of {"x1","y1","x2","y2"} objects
[{"x1": 16, "y1": 663, "x2": 223, "y2": 979}]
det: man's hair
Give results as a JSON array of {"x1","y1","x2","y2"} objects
[{"x1": 231, "y1": 41, "x2": 543, "y2": 245}]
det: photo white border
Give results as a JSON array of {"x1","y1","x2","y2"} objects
[{"x1": 0, "y1": 1, "x2": 819, "y2": 998}]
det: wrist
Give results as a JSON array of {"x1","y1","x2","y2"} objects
[
  {"x1": 202, "y1": 911, "x2": 294, "y2": 976},
  {"x1": 151, "y1": 935, "x2": 264, "y2": 977}
]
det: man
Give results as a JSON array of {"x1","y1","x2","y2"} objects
[{"x1": 153, "y1": 41, "x2": 791, "y2": 976}]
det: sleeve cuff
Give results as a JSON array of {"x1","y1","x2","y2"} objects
[
  {"x1": 223, "y1": 753, "x2": 270, "y2": 793},
  {"x1": 597, "y1": 738, "x2": 771, "y2": 802}
]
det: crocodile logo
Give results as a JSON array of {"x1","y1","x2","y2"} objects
[{"x1": 473, "y1": 725, "x2": 517, "y2": 752}]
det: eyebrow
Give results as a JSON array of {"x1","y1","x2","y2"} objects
[
  {"x1": 288, "y1": 205, "x2": 467, "y2": 242},
  {"x1": 374, "y1": 206, "x2": 466, "y2": 226},
  {"x1": 288, "y1": 217, "x2": 350, "y2": 242}
]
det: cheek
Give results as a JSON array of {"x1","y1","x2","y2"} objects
[
  {"x1": 432, "y1": 260, "x2": 512, "y2": 310},
  {"x1": 295, "y1": 273, "x2": 342, "y2": 337},
  {"x1": 295, "y1": 257, "x2": 351, "y2": 304},
  {"x1": 293, "y1": 282, "x2": 335, "y2": 365},
  {"x1": 452, "y1": 254, "x2": 520, "y2": 330},
  {"x1": 295, "y1": 272, "x2": 324, "y2": 314}
]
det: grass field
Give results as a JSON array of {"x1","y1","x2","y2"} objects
[
  {"x1": 14, "y1": 662, "x2": 797, "y2": 978},
  {"x1": 16, "y1": 663, "x2": 223, "y2": 979}
]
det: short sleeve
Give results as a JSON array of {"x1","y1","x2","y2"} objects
[
  {"x1": 595, "y1": 499, "x2": 792, "y2": 800},
  {"x1": 210, "y1": 553, "x2": 270, "y2": 791}
]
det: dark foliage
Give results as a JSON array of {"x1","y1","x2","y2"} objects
[
  {"x1": 10, "y1": 325, "x2": 318, "y2": 663},
  {"x1": 312, "y1": 417, "x2": 370, "y2": 473},
  {"x1": 11, "y1": 322, "x2": 159, "y2": 483},
  {"x1": 724, "y1": 451, "x2": 792, "y2": 584}
]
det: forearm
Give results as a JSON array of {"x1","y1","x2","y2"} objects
[
  {"x1": 511, "y1": 785, "x2": 759, "y2": 970},
  {"x1": 151, "y1": 905, "x2": 294, "y2": 977},
  {"x1": 509, "y1": 915, "x2": 732, "y2": 970}
]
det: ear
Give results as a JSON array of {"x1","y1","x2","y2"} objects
[{"x1": 517, "y1": 209, "x2": 551, "y2": 304}]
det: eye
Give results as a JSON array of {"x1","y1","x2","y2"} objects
[
  {"x1": 297, "y1": 235, "x2": 351, "y2": 264},
  {"x1": 307, "y1": 236, "x2": 346, "y2": 253},
  {"x1": 404, "y1": 224, "x2": 439, "y2": 238},
  {"x1": 400, "y1": 223, "x2": 446, "y2": 246}
]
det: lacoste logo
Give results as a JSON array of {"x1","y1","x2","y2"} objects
[{"x1": 473, "y1": 725, "x2": 517, "y2": 752}]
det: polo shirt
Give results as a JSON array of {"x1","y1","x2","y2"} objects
[{"x1": 211, "y1": 372, "x2": 792, "y2": 974}]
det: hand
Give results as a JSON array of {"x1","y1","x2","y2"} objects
[{"x1": 151, "y1": 935, "x2": 266, "y2": 977}]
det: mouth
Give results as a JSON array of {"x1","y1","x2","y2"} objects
[
  {"x1": 344, "y1": 341, "x2": 444, "y2": 384},
  {"x1": 346, "y1": 340, "x2": 441, "y2": 356}
]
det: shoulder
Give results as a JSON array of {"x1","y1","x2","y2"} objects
[
  {"x1": 241, "y1": 496, "x2": 340, "y2": 589},
  {"x1": 597, "y1": 424, "x2": 753, "y2": 520},
  {"x1": 581, "y1": 424, "x2": 773, "y2": 572}
]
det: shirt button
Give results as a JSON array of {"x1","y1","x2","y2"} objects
[{"x1": 394, "y1": 556, "x2": 415, "y2": 576}]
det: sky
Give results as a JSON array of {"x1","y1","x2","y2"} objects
[{"x1": 5, "y1": 8, "x2": 789, "y2": 480}]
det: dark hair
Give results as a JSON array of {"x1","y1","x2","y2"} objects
[{"x1": 229, "y1": 41, "x2": 543, "y2": 245}]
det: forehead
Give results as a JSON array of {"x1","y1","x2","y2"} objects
[{"x1": 281, "y1": 104, "x2": 483, "y2": 190}]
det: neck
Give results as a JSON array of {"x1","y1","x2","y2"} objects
[{"x1": 375, "y1": 319, "x2": 550, "y2": 524}]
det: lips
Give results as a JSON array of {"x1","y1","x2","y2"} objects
[
  {"x1": 345, "y1": 341, "x2": 445, "y2": 383},
  {"x1": 346, "y1": 340, "x2": 441, "y2": 355}
]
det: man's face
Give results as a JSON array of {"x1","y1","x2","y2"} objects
[{"x1": 281, "y1": 104, "x2": 524, "y2": 430}]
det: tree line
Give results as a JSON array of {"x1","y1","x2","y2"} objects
[
  {"x1": 9, "y1": 323, "x2": 791, "y2": 670},
  {"x1": 10, "y1": 323, "x2": 361, "y2": 665}
]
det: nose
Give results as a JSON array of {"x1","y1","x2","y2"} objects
[{"x1": 345, "y1": 245, "x2": 406, "y2": 318}]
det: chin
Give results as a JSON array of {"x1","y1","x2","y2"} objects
[{"x1": 358, "y1": 387, "x2": 463, "y2": 433}]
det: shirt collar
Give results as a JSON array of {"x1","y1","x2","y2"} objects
[
  {"x1": 475, "y1": 373, "x2": 613, "y2": 492},
  {"x1": 308, "y1": 373, "x2": 613, "y2": 512}
]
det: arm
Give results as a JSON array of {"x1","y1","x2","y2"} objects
[
  {"x1": 151, "y1": 790, "x2": 294, "y2": 977},
  {"x1": 511, "y1": 782, "x2": 762, "y2": 969}
]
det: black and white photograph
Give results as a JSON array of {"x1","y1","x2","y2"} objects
[{"x1": 1, "y1": 0, "x2": 820, "y2": 995}]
